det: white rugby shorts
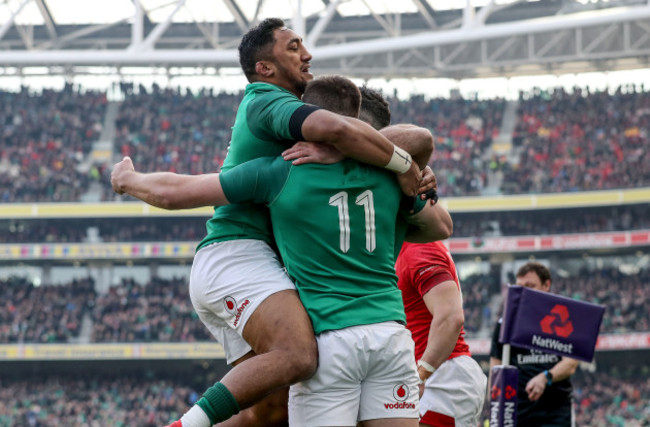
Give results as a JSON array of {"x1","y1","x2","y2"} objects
[
  {"x1": 419, "y1": 355, "x2": 487, "y2": 427},
  {"x1": 288, "y1": 321, "x2": 420, "y2": 426},
  {"x1": 189, "y1": 239, "x2": 296, "y2": 364}
]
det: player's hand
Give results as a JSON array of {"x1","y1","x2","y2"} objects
[
  {"x1": 417, "y1": 165, "x2": 437, "y2": 198},
  {"x1": 282, "y1": 141, "x2": 344, "y2": 165},
  {"x1": 111, "y1": 156, "x2": 135, "y2": 195},
  {"x1": 397, "y1": 161, "x2": 422, "y2": 197},
  {"x1": 164, "y1": 420, "x2": 182, "y2": 427},
  {"x1": 525, "y1": 373, "x2": 547, "y2": 402}
]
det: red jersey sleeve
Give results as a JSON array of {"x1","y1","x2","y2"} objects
[{"x1": 404, "y1": 242, "x2": 456, "y2": 297}]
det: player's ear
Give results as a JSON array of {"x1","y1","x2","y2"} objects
[
  {"x1": 541, "y1": 280, "x2": 551, "y2": 292},
  {"x1": 255, "y1": 60, "x2": 274, "y2": 78}
]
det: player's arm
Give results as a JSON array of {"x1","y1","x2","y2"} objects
[
  {"x1": 111, "y1": 156, "x2": 229, "y2": 209},
  {"x1": 379, "y1": 124, "x2": 434, "y2": 170},
  {"x1": 417, "y1": 279, "x2": 464, "y2": 384},
  {"x1": 403, "y1": 201, "x2": 453, "y2": 243},
  {"x1": 112, "y1": 156, "x2": 284, "y2": 209},
  {"x1": 300, "y1": 110, "x2": 424, "y2": 196},
  {"x1": 525, "y1": 356, "x2": 579, "y2": 401}
]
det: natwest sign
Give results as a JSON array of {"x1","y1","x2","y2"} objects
[{"x1": 499, "y1": 286, "x2": 605, "y2": 362}]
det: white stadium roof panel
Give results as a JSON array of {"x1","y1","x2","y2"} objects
[
  {"x1": 0, "y1": 0, "x2": 44, "y2": 25},
  {"x1": 45, "y1": 0, "x2": 134, "y2": 24},
  {"x1": 141, "y1": 0, "x2": 234, "y2": 23},
  {"x1": 0, "y1": 0, "x2": 648, "y2": 80},
  {"x1": 336, "y1": 1, "x2": 418, "y2": 17}
]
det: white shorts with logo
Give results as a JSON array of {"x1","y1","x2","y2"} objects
[
  {"x1": 419, "y1": 355, "x2": 487, "y2": 427},
  {"x1": 189, "y1": 239, "x2": 296, "y2": 364},
  {"x1": 288, "y1": 321, "x2": 420, "y2": 426}
]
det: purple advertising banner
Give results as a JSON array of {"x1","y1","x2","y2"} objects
[
  {"x1": 500, "y1": 286, "x2": 605, "y2": 362},
  {"x1": 490, "y1": 365, "x2": 518, "y2": 427},
  {"x1": 499, "y1": 285, "x2": 524, "y2": 345}
]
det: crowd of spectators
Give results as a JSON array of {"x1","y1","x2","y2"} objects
[
  {"x1": 504, "y1": 85, "x2": 650, "y2": 194},
  {"x1": 556, "y1": 266, "x2": 650, "y2": 334},
  {"x1": 90, "y1": 276, "x2": 212, "y2": 342},
  {"x1": 3, "y1": 202, "x2": 647, "y2": 245},
  {"x1": 0, "y1": 276, "x2": 95, "y2": 344},
  {"x1": 2, "y1": 84, "x2": 650, "y2": 202},
  {"x1": 389, "y1": 93, "x2": 506, "y2": 196},
  {"x1": 573, "y1": 367, "x2": 650, "y2": 426},
  {"x1": 103, "y1": 84, "x2": 237, "y2": 201},
  {"x1": 0, "y1": 364, "x2": 647, "y2": 426},
  {"x1": 0, "y1": 376, "x2": 197, "y2": 426},
  {"x1": 458, "y1": 272, "x2": 496, "y2": 335},
  {"x1": 0, "y1": 84, "x2": 107, "y2": 203},
  {"x1": 3, "y1": 262, "x2": 647, "y2": 344},
  {"x1": 0, "y1": 218, "x2": 207, "y2": 244}
]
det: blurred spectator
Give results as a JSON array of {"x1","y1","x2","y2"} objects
[
  {"x1": 504, "y1": 86, "x2": 650, "y2": 194},
  {"x1": 104, "y1": 85, "x2": 236, "y2": 201},
  {"x1": 90, "y1": 276, "x2": 212, "y2": 342},
  {"x1": 3, "y1": 203, "x2": 646, "y2": 244},
  {"x1": 0, "y1": 84, "x2": 107, "y2": 203},
  {"x1": 389, "y1": 93, "x2": 506, "y2": 196},
  {"x1": 0, "y1": 376, "x2": 198, "y2": 426},
  {"x1": 573, "y1": 367, "x2": 650, "y2": 426},
  {"x1": 557, "y1": 266, "x2": 650, "y2": 334},
  {"x1": 0, "y1": 276, "x2": 95, "y2": 343}
]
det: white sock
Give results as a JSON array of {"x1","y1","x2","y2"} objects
[{"x1": 180, "y1": 405, "x2": 211, "y2": 427}]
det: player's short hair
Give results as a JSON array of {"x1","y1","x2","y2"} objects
[
  {"x1": 303, "y1": 76, "x2": 361, "y2": 118},
  {"x1": 238, "y1": 18, "x2": 285, "y2": 82},
  {"x1": 516, "y1": 262, "x2": 552, "y2": 285},
  {"x1": 359, "y1": 85, "x2": 391, "y2": 130}
]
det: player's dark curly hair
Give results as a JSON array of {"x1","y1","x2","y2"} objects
[
  {"x1": 238, "y1": 18, "x2": 285, "y2": 82},
  {"x1": 303, "y1": 76, "x2": 361, "y2": 118},
  {"x1": 517, "y1": 262, "x2": 552, "y2": 286},
  {"x1": 359, "y1": 85, "x2": 391, "y2": 130}
]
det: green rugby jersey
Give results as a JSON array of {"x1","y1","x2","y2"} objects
[
  {"x1": 197, "y1": 82, "x2": 313, "y2": 250},
  {"x1": 221, "y1": 156, "x2": 422, "y2": 334}
]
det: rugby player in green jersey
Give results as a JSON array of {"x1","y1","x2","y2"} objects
[
  {"x1": 113, "y1": 75, "x2": 450, "y2": 427},
  {"x1": 130, "y1": 17, "x2": 434, "y2": 427}
]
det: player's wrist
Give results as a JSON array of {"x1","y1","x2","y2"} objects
[
  {"x1": 417, "y1": 359, "x2": 436, "y2": 385},
  {"x1": 544, "y1": 369, "x2": 553, "y2": 386},
  {"x1": 385, "y1": 145, "x2": 413, "y2": 174}
]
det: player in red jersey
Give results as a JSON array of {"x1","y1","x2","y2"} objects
[{"x1": 396, "y1": 240, "x2": 487, "y2": 427}]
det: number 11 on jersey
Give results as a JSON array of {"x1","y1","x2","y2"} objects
[{"x1": 328, "y1": 190, "x2": 376, "y2": 254}]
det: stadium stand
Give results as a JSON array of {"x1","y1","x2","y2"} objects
[
  {"x1": 0, "y1": 363, "x2": 646, "y2": 426},
  {"x1": 90, "y1": 276, "x2": 212, "y2": 343},
  {"x1": 2, "y1": 261, "x2": 648, "y2": 342},
  {"x1": 0, "y1": 84, "x2": 107, "y2": 203},
  {"x1": 504, "y1": 86, "x2": 650, "y2": 194},
  {"x1": 2, "y1": 85, "x2": 650, "y2": 202}
]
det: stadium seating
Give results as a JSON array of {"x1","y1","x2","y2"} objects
[
  {"x1": 2, "y1": 85, "x2": 649, "y2": 203},
  {"x1": 0, "y1": 85, "x2": 107, "y2": 203}
]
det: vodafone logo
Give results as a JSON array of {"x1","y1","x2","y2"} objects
[
  {"x1": 505, "y1": 385, "x2": 517, "y2": 400},
  {"x1": 393, "y1": 384, "x2": 409, "y2": 402},
  {"x1": 224, "y1": 296, "x2": 237, "y2": 314},
  {"x1": 383, "y1": 384, "x2": 416, "y2": 410},
  {"x1": 540, "y1": 304, "x2": 574, "y2": 338}
]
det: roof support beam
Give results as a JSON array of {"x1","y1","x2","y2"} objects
[
  {"x1": 252, "y1": 0, "x2": 266, "y2": 26},
  {"x1": 411, "y1": 0, "x2": 437, "y2": 29},
  {"x1": 361, "y1": 0, "x2": 398, "y2": 37},
  {"x1": 223, "y1": 0, "x2": 249, "y2": 33},
  {"x1": 34, "y1": 0, "x2": 57, "y2": 41},
  {"x1": 137, "y1": 0, "x2": 186, "y2": 51},
  {"x1": 306, "y1": 0, "x2": 340, "y2": 47},
  {"x1": 131, "y1": 0, "x2": 144, "y2": 46},
  {"x1": 0, "y1": 0, "x2": 30, "y2": 41},
  {"x1": 292, "y1": 0, "x2": 305, "y2": 42}
]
